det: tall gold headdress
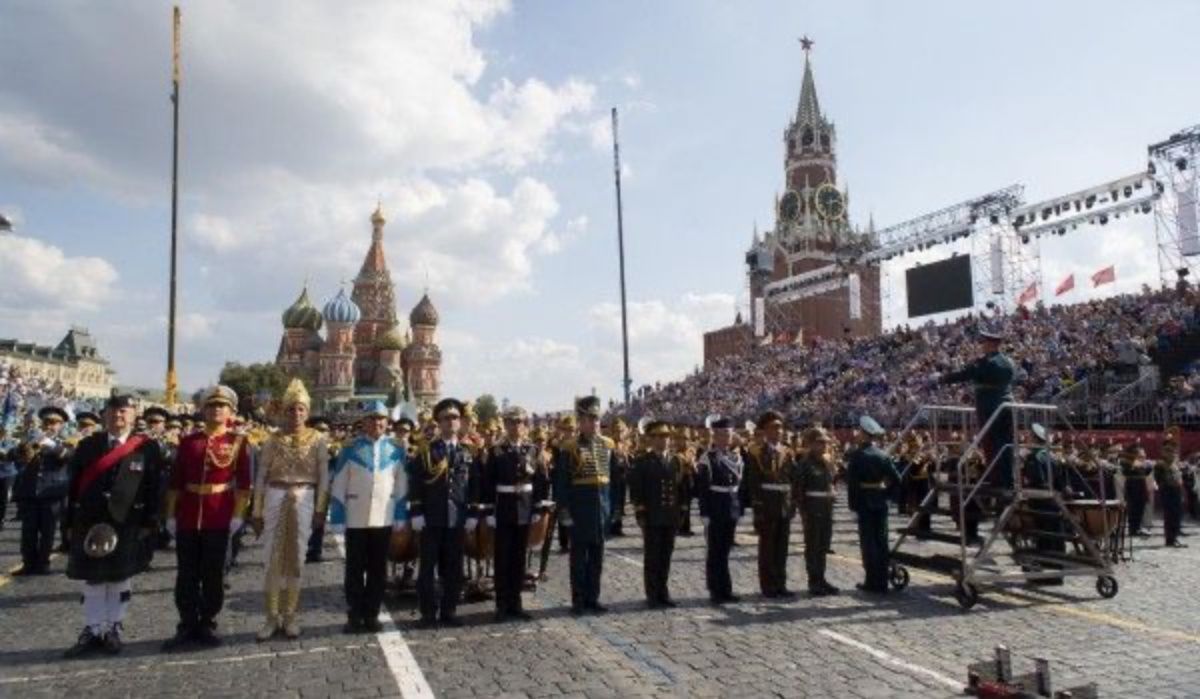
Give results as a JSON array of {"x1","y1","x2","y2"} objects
[{"x1": 281, "y1": 378, "x2": 311, "y2": 408}]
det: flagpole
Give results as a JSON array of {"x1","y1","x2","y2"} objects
[
  {"x1": 165, "y1": 5, "x2": 181, "y2": 407},
  {"x1": 611, "y1": 107, "x2": 632, "y2": 406}
]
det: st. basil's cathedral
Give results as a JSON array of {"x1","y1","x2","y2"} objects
[{"x1": 274, "y1": 205, "x2": 442, "y2": 412}]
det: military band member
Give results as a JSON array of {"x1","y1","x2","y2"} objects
[
  {"x1": 330, "y1": 402, "x2": 407, "y2": 633},
  {"x1": 12, "y1": 405, "x2": 72, "y2": 576},
  {"x1": 554, "y1": 396, "x2": 615, "y2": 615},
  {"x1": 75, "y1": 411, "x2": 101, "y2": 438},
  {"x1": 1155, "y1": 435, "x2": 1187, "y2": 548},
  {"x1": 482, "y1": 406, "x2": 549, "y2": 621},
  {"x1": 846, "y1": 415, "x2": 901, "y2": 595},
  {"x1": 940, "y1": 328, "x2": 1018, "y2": 488},
  {"x1": 1121, "y1": 443, "x2": 1152, "y2": 538},
  {"x1": 409, "y1": 398, "x2": 479, "y2": 628},
  {"x1": 605, "y1": 418, "x2": 630, "y2": 537},
  {"x1": 1022, "y1": 424, "x2": 1066, "y2": 585},
  {"x1": 162, "y1": 385, "x2": 253, "y2": 650},
  {"x1": 393, "y1": 415, "x2": 416, "y2": 450},
  {"x1": 694, "y1": 415, "x2": 743, "y2": 604},
  {"x1": 250, "y1": 380, "x2": 330, "y2": 641},
  {"x1": 795, "y1": 426, "x2": 840, "y2": 596},
  {"x1": 628, "y1": 419, "x2": 685, "y2": 608},
  {"x1": 674, "y1": 427, "x2": 697, "y2": 537},
  {"x1": 552, "y1": 414, "x2": 577, "y2": 554},
  {"x1": 63, "y1": 394, "x2": 165, "y2": 657},
  {"x1": 744, "y1": 410, "x2": 799, "y2": 598}
]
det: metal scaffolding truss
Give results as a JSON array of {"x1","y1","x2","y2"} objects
[
  {"x1": 859, "y1": 185, "x2": 1025, "y2": 264},
  {"x1": 1148, "y1": 123, "x2": 1200, "y2": 286},
  {"x1": 1012, "y1": 172, "x2": 1156, "y2": 240}
]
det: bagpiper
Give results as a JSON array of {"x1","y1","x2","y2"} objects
[
  {"x1": 694, "y1": 415, "x2": 744, "y2": 604},
  {"x1": 63, "y1": 394, "x2": 165, "y2": 657},
  {"x1": 481, "y1": 405, "x2": 550, "y2": 621},
  {"x1": 554, "y1": 396, "x2": 615, "y2": 615},
  {"x1": 408, "y1": 398, "x2": 480, "y2": 628},
  {"x1": 250, "y1": 379, "x2": 330, "y2": 640},
  {"x1": 845, "y1": 415, "x2": 901, "y2": 595},
  {"x1": 330, "y1": 401, "x2": 407, "y2": 633},
  {"x1": 628, "y1": 418, "x2": 686, "y2": 608},
  {"x1": 162, "y1": 385, "x2": 253, "y2": 650}
]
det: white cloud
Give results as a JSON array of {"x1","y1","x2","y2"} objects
[
  {"x1": 0, "y1": 111, "x2": 124, "y2": 192},
  {"x1": 0, "y1": 234, "x2": 119, "y2": 311}
]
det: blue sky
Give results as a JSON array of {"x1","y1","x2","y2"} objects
[{"x1": 2, "y1": 0, "x2": 1199, "y2": 410}]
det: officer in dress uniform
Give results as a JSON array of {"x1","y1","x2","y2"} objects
[
  {"x1": 12, "y1": 405, "x2": 73, "y2": 576},
  {"x1": 63, "y1": 394, "x2": 164, "y2": 657},
  {"x1": 628, "y1": 419, "x2": 686, "y2": 609},
  {"x1": 1155, "y1": 435, "x2": 1187, "y2": 548},
  {"x1": 554, "y1": 396, "x2": 615, "y2": 615},
  {"x1": 162, "y1": 386, "x2": 253, "y2": 650},
  {"x1": 795, "y1": 426, "x2": 840, "y2": 597},
  {"x1": 845, "y1": 415, "x2": 901, "y2": 595},
  {"x1": 941, "y1": 328, "x2": 1018, "y2": 488},
  {"x1": 409, "y1": 398, "x2": 480, "y2": 628},
  {"x1": 481, "y1": 406, "x2": 549, "y2": 622},
  {"x1": 744, "y1": 410, "x2": 799, "y2": 598},
  {"x1": 605, "y1": 418, "x2": 630, "y2": 538},
  {"x1": 694, "y1": 415, "x2": 744, "y2": 604},
  {"x1": 1121, "y1": 443, "x2": 1152, "y2": 538}
]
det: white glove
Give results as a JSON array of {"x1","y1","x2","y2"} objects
[
  {"x1": 465, "y1": 517, "x2": 478, "y2": 531},
  {"x1": 561, "y1": 513, "x2": 573, "y2": 527},
  {"x1": 411, "y1": 515, "x2": 425, "y2": 532},
  {"x1": 485, "y1": 516, "x2": 496, "y2": 528},
  {"x1": 701, "y1": 517, "x2": 710, "y2": 528},
  {"x1": 531, "y1": 514, "x2": 542, "y2": 525},
  {"x1": 166, "y1": 518, "x2": 177, "y2": 537},
  {"x1": 230, "y1": 518, "x2": 243, "y2": 533}
]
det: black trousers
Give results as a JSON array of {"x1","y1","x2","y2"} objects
[
  {"x1": 493, "y1": 524, "x2": 529, "y2": 613},
  {"x1": 802, "y1": 501, "x2": 833, "y2": 589},
  {"x1": 174, "y1": 529, "x2": 229, "y2": 629},
  {"x1": 642, "y1": 525, "x2": 676, "y2": 603},
  {"x1": 1127, "y1": 490, "x2": 1148, "y2": 534},
  {"x1": 0, "y1": 477, "x2": 12, "y2": 523},
  {"x1": 19, "y1": 499, "x2": 59, "y2": 570},
  {"x1": 756, "y1": 516, "x2": 791, "y2": 595},
  {"x1": 344, "y1": 526, "x2": 391, "y2": 622},
  {"x1": 307, "y1": 524, "x2": 326, "y2": 560},
  {"x1": 607, "y1": 479, "x2": 626, "y2": 535},
  {"x1": 568, "y1": 539, "x2": 604, "y2": 607},
  {"x1": 910, "y1": 479, "x2": 932, "y2": 532},
  {"x1": 857, "y1": 509, "x2": 889, "y2": 591},
  {"x1": 705, "y1": 518, "x2": 736, "y2": 599},
  {"x1": 1162, "y1": 487, "x2": 1183, "y2": 545},
  {"x1": 417, "y1": 526, "x2": 464, "y2": 620}
]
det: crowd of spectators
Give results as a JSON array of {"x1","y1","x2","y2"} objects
[
  {"x1": 629, "y1": 286, "x2": 1200, "y2": 428},
  {"x1": 0, "y1": 360, "x2": 72, "y2": 432}
]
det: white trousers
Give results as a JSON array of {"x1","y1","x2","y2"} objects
[{"x1": 82, "y1": 579, "x2": 132, "y2": 635}]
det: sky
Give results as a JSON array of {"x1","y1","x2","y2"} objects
[{"x1": 2, "y1": 0, "x2": 1199, "y2": 411}]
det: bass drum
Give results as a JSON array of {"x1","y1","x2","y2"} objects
[
  {"x1": 526, "y1": 509, "x2": 553, "y2": 549},
  {"x1": 1066, "y1": 499, "x2": 1122, "y2": 539},
  {"x1": 388, "y1": 524, "x2": 418, "y2": 564},
  {"x1": 464, "y1": 520, "x2": 495, "y2": 561}
]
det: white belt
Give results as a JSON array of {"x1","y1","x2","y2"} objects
[
  {"x1": 496, "y1": 484, "x2": 533, "y2": 494},
  {"x1": 761, "y1": 484, "x2": 791, "y2": 492},
  {"x1": 709, "y1": 485, "x2": 739, "y2": 493},
  {"x1": 804, "y1": 491, "x2": 834, "y2": 498}
]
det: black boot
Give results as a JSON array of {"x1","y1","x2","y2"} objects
[
  {"x1": 102, "y1": 623, "x2": 123, "y2": 655},
  {"x1": 63, "y1": 628, "x2": 103, "y2": 658}
]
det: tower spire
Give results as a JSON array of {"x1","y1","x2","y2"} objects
[{"x1": 796, "y1": 36, "x2": 821, "y2": 127}]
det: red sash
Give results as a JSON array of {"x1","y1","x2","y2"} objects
[{"x1": 75, "y1": 435, "x2": 148, "y2": 498}]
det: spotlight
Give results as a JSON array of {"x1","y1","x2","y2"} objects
[
  {"x1": 1141, "y1": 203, "x2": 1152, "y2": 214},
  {"x1": 1014, "y1": 214, "x2": 1026, "y2": 227},
  {"x1": 1075, "y1": 200, "x2": 1083, "y2": 211},
  {"x1": 1086, "y1": 195, "x2": 1096, "y2": 208},
  {"x1": 1021, "y1": 235, "x2": 1029, "y2": 244},
  {"x1": 1042, "y1": 208, "x2": 1052, "y2": 221},
  {"x1": 1148, "y1": 161, "x2": 1156, "y2": 175},
  {"x1": 990, "y1": 215, "x2": 1000, "y2": 225},
  {"x1": 1176, "y1": 157, "x2": 1188, "y2": 171},
  {"x1": 1178, "y1": 267, "x2": 1190, "y2": 278},
  {"x1": 1099, "y1": 214, "x2": 1109, "y2": 225},
  {"x1": 1124, "y1": 186, "x2": 1133, "y2": 198}
]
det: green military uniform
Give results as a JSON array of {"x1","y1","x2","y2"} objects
[
  {"x1": 845, "y1": 416, "x2": 901, "y2": 594},
  {"x1": 794, "y1": 427, "x2": 839, "y2": 596},
  {"x1": 628, "y1": 421, "x2": 686, "y2": 607},
  {"x1": 941, "y1": 329, "x2": 1017, "y2": 488},
  {"x1": 744, "y1": 411, "x2": 799, "y2": 599}
]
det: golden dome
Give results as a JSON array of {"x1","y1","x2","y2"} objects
[{"x1": 371, "y1": 202, "x2": 386, "y2": 226}]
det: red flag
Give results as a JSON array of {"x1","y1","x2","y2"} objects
[
  {"x1": 1017, "y1": 281, "x2": 1038, "y2": 306},
  {"x1": 1055, "y1": 273, "x2": 1075, "y2": 296},
  {"x1": 1091, "y1": 265, "x2": 1116, "y2": 287}
]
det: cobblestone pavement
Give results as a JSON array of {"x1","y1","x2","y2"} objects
[{"x1": 2, "y1": 498, "x2": 1199, "y2": 698}]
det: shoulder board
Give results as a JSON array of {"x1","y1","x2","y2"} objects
[{"x1": 598, "y1": 435, "x2": 616, "y2": 449}]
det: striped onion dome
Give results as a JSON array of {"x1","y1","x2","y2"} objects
[{"x1": 322, "y1": 288, "x2": 361, "y2": 325}]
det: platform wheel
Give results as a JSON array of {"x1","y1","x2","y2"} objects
[
  {"x1": 954, "y1": 581, "x2": 979, "y2": 609},
  {"x1": 1096, "y1": 575, "x2": 1118, "y2": 599},
  {"x1": 888, "y1": 564, "x2": 910, "y2": 591}
]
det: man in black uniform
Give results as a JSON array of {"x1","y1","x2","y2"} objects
[
  {"x1": 628, "y1": 419, "x2": 685, "y2": 608},
  {"x1": 12, "y1": 405, "x2": 72, "y2": 576},
  {"x1": 63, "y1": 394, "x2": 164, "y2": 657},
  {"x1": 695, "y1": 415, "x2": 744, "y2": 604},
  {"x1": 744, "y1": 410, "x2": 799, "y2": 599},
  {"x1": 482, "y1": 406, "x2": 550, "y2": 621},
  {"x1": 941, "y1": 329, "x2": 1019, "y2": 488},
  {"x1": 795, "y1": 427, "x2": 840, "y2": 596},
  {"x1": 845, "y1": 415, "x2": 901, "y2": 595},
  {"x1": 605, "y1": 418, "x2": 630, "y2": 538},
  {"x1": 1121, "y1": 443, "x2": 1152, "y2": 537},
  {"x1": 1155, "y1": 435, "x2": 1187, "y2": 548},
  {"x1": 409, "y1": 398, "x2": 480, "y2": 628}
]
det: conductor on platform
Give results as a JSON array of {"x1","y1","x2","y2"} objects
[{"x1": 941, "y1": 328, "x2": 1018, "y2": 488}]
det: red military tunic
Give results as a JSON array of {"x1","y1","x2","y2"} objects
[{"x1": 167, "y1": 428, "x2": 252, "y2": 531}]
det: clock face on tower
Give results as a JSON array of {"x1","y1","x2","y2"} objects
[
  {"x1": 814, "y1": 183, "x2": 844, "y2": 221},
  {"x1": 779, "y1": 190, "x2": 800, "y2": 221}
]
